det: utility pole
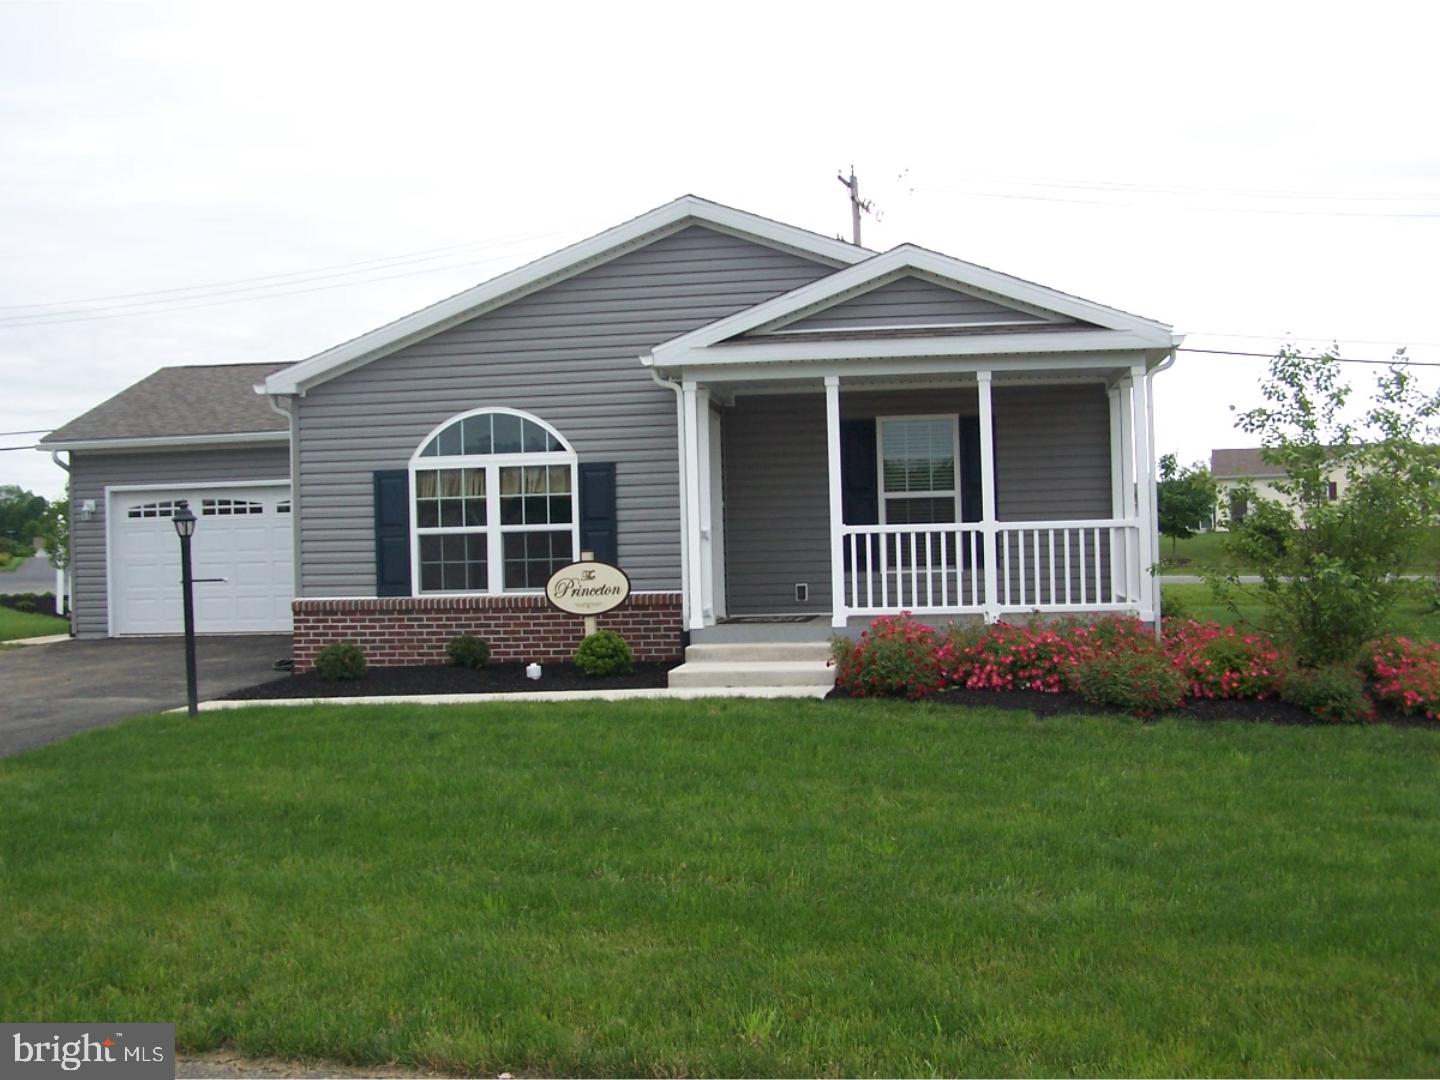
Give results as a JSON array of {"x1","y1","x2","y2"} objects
[{"x1": 836, "y1": 166, "x2": 872, "y2": 246}]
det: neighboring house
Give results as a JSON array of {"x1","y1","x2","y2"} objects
[
  {"x1": 1211, "y1": 447, "x2": 1344, "y2": 527},
  {"x1": 41, "y1": 196, "x2": 1181, "y2": 669}
]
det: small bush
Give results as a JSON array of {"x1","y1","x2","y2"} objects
[
  {"x1": 832, "y1": 612, "x2": 943, "y2": 700},
  {"x1": 575, "y1": 629, "x2": 634, "y2": 677},
  {"x1": 13, "y1": 597, "x2": 37, "y2": 613},
  {"x1": 314, "y1": 642, "x2": 368, "y2": 682},
  {"x1": 1364, "y1": 635, "x2": 1440, "y2": 720},
  {"x1": 1166, "y1": 620, "x2": 1285, "y2": 700},
  {"x1": 1279, "y1": 664, "x2": 1373, "y2": 724},
  {"x1": 446, "y1": 633, "x2": 491, "y2": 669},
  {"x1": 1071, "y1": 649, "x2": 1187, "y2": 717}
]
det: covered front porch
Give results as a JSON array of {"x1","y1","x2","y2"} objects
[{"x1": 678, "y1": 367, "x2": 1160, "y2": 631}]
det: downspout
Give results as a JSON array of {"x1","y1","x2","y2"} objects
[
  {"x1": 264, "y1": 388, "x2": 302, "y2": 608},
  {"x1": 1146, "y1": 347, "x2": 1178, "y2": 635},
  {"x1": 649, "y1": 364, "x2": 691, "y2": 632}
]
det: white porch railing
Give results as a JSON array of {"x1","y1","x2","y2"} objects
[{"x1": 839, "y1": 518, "x2": 1144, "y2": 619}]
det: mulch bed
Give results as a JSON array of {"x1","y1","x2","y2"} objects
[
  {"x1": 221, "y1": 661, "x2": 677, "y2": 701},
  {"x1": 826, "y1": 685, "x2": 1435, "y2": 727}
]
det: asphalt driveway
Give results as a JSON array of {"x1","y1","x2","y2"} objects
[{"x1": 0, "y1": 635, "x2": 291, "y2": 758}]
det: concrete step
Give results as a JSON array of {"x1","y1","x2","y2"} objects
[
  {"x1": 667, "y1": 660, "x2": 836, "y2": 689},
  {"x1": 684, "y1": 641, "x2": 833, "y2": 664}
]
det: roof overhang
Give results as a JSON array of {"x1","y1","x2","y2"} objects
[
  {"x1": 645, "y1": 243, "x2": 1180, "y2": 378},
  {"x1": 262, "y1": 195, "x2": 871, "y2": 397},
  {"x1": 39, "y1": 430, "x2": 290, "y2": 453}
]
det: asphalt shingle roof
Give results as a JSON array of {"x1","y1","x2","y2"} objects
[
  {"x1": 1210, "y1": 447, "x2": 1284, "y2": 479},
  {"x1": 42, "y1": 363, "x2": 290, "y2": 444}
]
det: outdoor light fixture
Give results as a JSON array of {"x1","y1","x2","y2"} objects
[
  {"x1": 172, "y1": 500, "x2": 200, "y2": 717},
  {"x1": 526, "y1": 663, "x2": 542, "y2": 681}
]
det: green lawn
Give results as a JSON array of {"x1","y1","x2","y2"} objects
[
  {"x1": 2, "y1": 701, "x2": 1437, "y2": 1076},
  {"x1": 1164, "y1": 526, "x2": 1440, "y2": 574},
  {"x1": 1162, "y1": 582, "x2": 1440, "y2": 640},
  {"x1": 0, "y1": 605, "x2": 68, "y2": 641}
]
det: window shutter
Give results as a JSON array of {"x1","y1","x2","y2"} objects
[
  {"x1": 578, "y1": 462, "x2": 618, "y2": 565},
  {"x1": 374, "y1": 469, "x2": 411, "y2": 596},
  {"x1": 959, "y1": 415, "x2": 983, "y2": 524},
  {"x1": 840, "y1": 419, "x2": 879, "y2": 525}
]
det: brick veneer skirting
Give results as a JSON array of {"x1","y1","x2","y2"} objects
[{"x1": 291, "y1": 592, "x2": 684, "y2": 672}]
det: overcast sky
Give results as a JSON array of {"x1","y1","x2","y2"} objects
[{"x1": 4, "y1": 1, "x2": 1437, "y2": 499}]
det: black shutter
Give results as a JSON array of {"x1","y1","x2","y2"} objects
[
  {"x1": 840, "y1": 418, "x2": 879, "y2": 525},
  {"x1": 578, "y1": 462, "x2": 618, "y2": 565},
  {"x1": 959, "y1": 415, "x2": 983, "y2": 523},
  {"x1": 374, "y1": 469, "x2": 411, "y2": 596}
]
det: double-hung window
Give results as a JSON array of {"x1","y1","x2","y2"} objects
[
  {"x1": 410, "y1": 408, "x2": 578, "y2": 594},
  {"x1": 878, "y1": 416, "x2": 960, "y2": 524}
]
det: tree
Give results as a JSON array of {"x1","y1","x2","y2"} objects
[
  {"x1": 1210, "y1": 346, "x2": 1440, "y2": 666},
  {"x1": 37, "y1": 484, "x2": 69, "y2": 571},
  {"x1": 0, "y1": 485, "x2": 49, "y2": 551},
  {"x1": 1157, "y1": 454, "x2": 1218, "y2": 558}
]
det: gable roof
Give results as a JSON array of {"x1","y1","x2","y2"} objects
[
  {"x1": 263, "y1": 195, "x2": 870, "y2": 396},
  {"x1": 646, "y1": 244, "x2": 1178, "y2": 371},
  {"x1": 42, "y1": 363, "x2": 290, "y2": 450},
  {"x1": 1211, "y1": 447, "x2": 1287, "y2": 479}
]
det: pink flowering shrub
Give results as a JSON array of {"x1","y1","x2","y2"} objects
[
  {"x1": 1363, "y1": 635, "x2": 1440, "y2": 720},
  {"x1": 831, "y1": 613, "x2": 944, "y2": 700},
  {"x1": 937, "y1": 616, "x2": 1155, "y2": 695},
  {"x1": 1164, "y1": 620, "x2": 1286, "y2": 700}
]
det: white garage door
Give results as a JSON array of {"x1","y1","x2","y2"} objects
[{"x1": 110, "y1": 485, "x2": 294, "y2": 635}]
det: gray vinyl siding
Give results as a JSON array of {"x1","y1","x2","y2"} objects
[
  {"x1": 721, "y1": 383, "x2": 1112, "y2": 614},
  {"x1": 68, "y1": 445, "x2": 291, "y2": 638},
  {"x1": 722, "y1": 395, "x2": 830, "y2": 613},
  {"x1": 293, "y1": 225, "x2": 836, "y2": 596},
  {"x1": 770, "y1": 275, "x2": 1052, "y2": 332}
]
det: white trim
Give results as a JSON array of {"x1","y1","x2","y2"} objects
[
  {"x1": 682, "y1": 382, "x2": 705, "y2": 631},
  {"x1": 1130, "y1": 365, "x2": 1156, "y2": 620},
  {"x1": 647, "y1": 245, "x2": 1177, "y2": 369},
  {"x1": 406, "y1": 407, "x2": 580, "y2": 598},
  {"x1": 766, "y1": 319, "x2": 1045, "y2": 335},
  {"x1": 103, "y1": 479, "x2": 293, "y2": 638},
  {"x1": 681, "y1": 350, "x2": 1162, "y2": 384},
  {"x1": 665, "y1": 330, "x2": 1180, "y2": 370},
  {"x1": 976, "y1": 372, "x2": 999, "y2": 621},
  {"x1": 825, "y1": 376, "x2": 845, "y2": 629},
  {"x1": 263, "y1": 196, "x2": 870, "y2": 397},
  {"x1": 45, "y1": 431, "x2": 288, "y2": 452}
]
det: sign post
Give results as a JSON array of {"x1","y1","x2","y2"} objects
[{"x1": 545, "y1": 552, "x2": 631, "y2": 637}]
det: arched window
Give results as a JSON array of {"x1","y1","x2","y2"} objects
[{"x1": 409, "y1": 408, "x2": 578, "y2": 594}]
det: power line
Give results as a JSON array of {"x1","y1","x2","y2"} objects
[
  {"x1": 0, "y1": 240, "x2": 578, "y2": 329},
  {"x1": 0, "y1": 429, "x2": 49, "y2": 436},
  {"x1": 1192, "y1": 329, "x2": 1440, "y2": 350},
  {"x1": 941, "y1": 174, "x2": 1440, "y2": 202},
  {"x1": 1179, "y1": 347, "x2": 1440, "y2": 367},
  {"x1": 0, "y1": 224, "x2": 592, "y2": 314},
  {"x1": 917, "y1": 186, "x2": 1440, "y2": 219}
]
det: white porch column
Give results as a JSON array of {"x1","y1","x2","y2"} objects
[
  {"x1": 1146, "y1": 369, "x2": 1162, "y2": 626},
  {"x1": 976, "y1": 371, "x2": 1000, "y2": 621},
  {"x1": 1130, "y1": 364, "x2": 1156, "y2": 621},
  {"x1": 825, "y1": 375, "x2": 846, "y2": 629},
  {"x1": 696, "y1": 386, "x2": 714, "y2": 622},
  {"x1": 682, "y1": 380, "x2": 706, "y2": 631},
  {"x1": 1107, "y1": 385, "x2": 1124, "y2": 603}
]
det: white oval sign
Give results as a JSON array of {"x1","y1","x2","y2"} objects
[{"x1": 545, "y1": 560, "x2": 631, "y2": 616}]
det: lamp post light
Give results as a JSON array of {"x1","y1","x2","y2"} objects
[{"x1": 172, "y1": 500, "x2": 199, "y2": 717}]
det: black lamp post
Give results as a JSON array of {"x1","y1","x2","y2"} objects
[{"x1": 172, "y1": 500, "x2": 199, "y2": 717}]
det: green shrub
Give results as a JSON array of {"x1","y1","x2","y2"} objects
[
  {"x1": 314, "y1": 642, "x2": 368, "y2": 682},
  {"x1": 1071, "y1": 649, "x2": 1187, "y2": 717},
  {"x1": 1279, "y1": 664, "x2": 1373, "y2": 724},
  {"x1": 13, "y1": 597, "x2": 37, "y2": 614},
  {"x1": 832, "y1": 613, "x2": 942, "y2": 699},
  {"x1": 446, "y1": 633, "x2": 491, "y2": 669},
  {"x1": 575, "y1": 629, "x2": 634, "y2": 676}
]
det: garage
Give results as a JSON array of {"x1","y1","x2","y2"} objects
[{"x1": 109, "y1": 483, "x2": 294, "y2": 635}]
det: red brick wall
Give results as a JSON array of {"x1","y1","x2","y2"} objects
[{"x1": 291, "y1": 592, "x2": 683, "y2": 672}]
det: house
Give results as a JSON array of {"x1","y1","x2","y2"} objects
[
  {"x1": 41, "y1": 196, "x2": 1181, "y2": 670},
  {"x1": 1211, "y1": 447, "x2": 1342, "y2": 526}
]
